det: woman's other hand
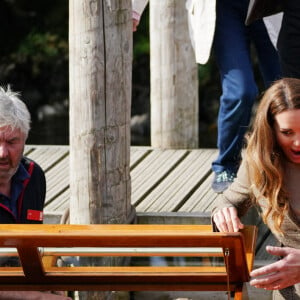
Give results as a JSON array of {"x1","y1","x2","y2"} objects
[{"x1": 250, "y1": 246, "x2": 300, "y2": 290}]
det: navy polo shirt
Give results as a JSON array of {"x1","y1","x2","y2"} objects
[{"x1": 0, "y1": 164, "x2": 30, "y2": 218}]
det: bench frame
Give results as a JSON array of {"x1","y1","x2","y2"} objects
[{"x1": 0, "y1": 224, "x2": 257, "y2": 300}]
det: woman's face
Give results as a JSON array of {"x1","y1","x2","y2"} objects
[{"x1": 274, "y1": 109, "x2": 300, "y2": 164}]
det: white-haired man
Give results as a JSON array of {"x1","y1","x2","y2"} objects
[{"x1": 0, "y1": 87, "x2": 71, "y2": 299}]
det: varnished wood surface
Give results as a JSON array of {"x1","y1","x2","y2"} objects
[{"x1": 0, "y1": 224, "x2": 256, "y2": 295}]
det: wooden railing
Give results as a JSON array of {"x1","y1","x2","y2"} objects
[{"x1": 0, "y1": 224, "x2": 257, "y2": 300}]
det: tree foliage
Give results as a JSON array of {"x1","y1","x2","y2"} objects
[{"x1": 0, "y1": 0, "x2": 68, "y2": 115}]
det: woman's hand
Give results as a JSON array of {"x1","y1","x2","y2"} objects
[
  {"x1": 250, "y1": 246, "x2": 300, "y2": 290},
  {"x1": 132, "y1": 19, "x2": 139, "y2": 32},
  {"x1": 212, "y1": 206, "x2": 244, "y2": 232},
  {"x1": 132, "y1": 11, "x2": 140, "y2": 32}
]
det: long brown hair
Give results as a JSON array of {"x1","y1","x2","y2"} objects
[{"x1": 245, "y1": 78, "x2": 300, "y2": 233}]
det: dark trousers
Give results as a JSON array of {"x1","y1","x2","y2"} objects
[{"x1": 212, "y1": 0, "x2": 281, "y2": 173}]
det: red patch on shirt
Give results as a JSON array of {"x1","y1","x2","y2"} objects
[{"x1": 27, "y1": 209, "x2": 43, "y2": 221}]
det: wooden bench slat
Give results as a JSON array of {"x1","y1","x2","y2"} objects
[{"x1": 0, "y1": 224, "x2": 256, "y2": 298}]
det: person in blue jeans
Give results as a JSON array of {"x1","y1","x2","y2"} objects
[
  {"x1": 132, "y1": 0, "x2": 281, "y2": 193},
  {"x1": 211, "y1": 0, "x2": 281, "y2": 193}
]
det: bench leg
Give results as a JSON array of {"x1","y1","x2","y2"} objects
[{"x1": 234, "y1": 284, "x2": 249, "y2": 300}]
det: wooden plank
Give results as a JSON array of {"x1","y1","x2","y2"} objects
[
  {"x1": 26, "y1": 146, "x2": 69, "y2": 172},
  {"x1": 130, "y1": 146, "x2": 152, "y2": 169},
  {"x1": 25, "y1": 146, "x2": 217, "y2": 214},
  {"x1": 159, "y1": 150, "x2": 214, "y2": 212},
  {"x1": 136, "y1": 150, "x2": 213, "y2": 212},
  {"x1": 178, "y1": 151, "x2": 219, "y2": 212},
  {"x1": 44, "y1": 157, "x2": 69, "y2": 205},
  {"x1": 44, "y1": 189, "x2": 69, "y2": 213},
  {"x1": 24, "y1": 145, "x2": 36, "y2": 156},
  {"x1": 179, "y1": 172, "x2": 220, "y2": 212},
  {"x1": 131, "y1": 149, "x2": 188, "y2": 206}
]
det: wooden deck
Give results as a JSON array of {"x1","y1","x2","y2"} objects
[
  {"x1": 24, "y1": 145, "x2": 277, "y2": 265},
  {"x1": 24, "y1": 145, "x2": 221, "y2": 217}
]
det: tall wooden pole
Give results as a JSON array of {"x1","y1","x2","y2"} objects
[
  {"x1": 69, "y1": 1, "x2": 134, "y2": 298},
  {"x1": 69, "y1": 0, "x2": 134, "y2": 225},
  {"x1": 150, "y1": 0, "x2": 199, "y2": 148}
]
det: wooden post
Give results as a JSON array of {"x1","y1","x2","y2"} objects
[
  {"x1": 69, "y1": 0, "x2": 134, "y2": 225},
  {"x1": 69, "y1": 0, "x2": 134, "y2": 298},
  {"x1": 150, "y1": 0, "x2": 199, "y2": 148}
]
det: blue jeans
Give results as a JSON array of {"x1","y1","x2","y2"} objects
[{"x1": 211, "y1": 0, "x2": 281, "y2": 174}]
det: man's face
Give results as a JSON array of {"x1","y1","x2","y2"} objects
[{"x1": 0, "y1": 126, "x2": 26, "y2": 183}]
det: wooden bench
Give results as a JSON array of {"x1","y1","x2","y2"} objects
[{"x1": 0, "y1": 224, "x2": 257, "y2": 300}]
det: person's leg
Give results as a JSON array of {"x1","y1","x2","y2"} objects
[
  {"x1": 211, "y1": 0, "x2": 257, "y2": 192},
  {"x1": 277, "y1": 0, "x2": 300, "y2": 78},
  {"x1": 249, "y1": 20, "x2": 281, "y2": 87}
]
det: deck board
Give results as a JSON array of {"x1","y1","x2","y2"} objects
[
  {"x1": 136, "y1": 150, "x2": 212, "y2": 212},
  {"x1": 45, "y1": 157, "x2": 69, "y2": 205},
  {"x1": 25, "y1": 145, "x2": 68, "y2": 172},
  {"x1": 131, "y1": 149, "x2": 188, "y2": 206},
  {"x1": 24, "y1": 146, "x2": 222, "y2": 215},
  {"x1": 45, "y1": 189, "x2": 69, "y2": 213},
  {"x1": 130, "y1": 146, "x2": 152, "y2": 168},
  {"x1": 179, "y1": 174, "x2": 221, "y2": 212},
  {"x1": 21, "y1": 146, "x2": 233, "y2": 215}
]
